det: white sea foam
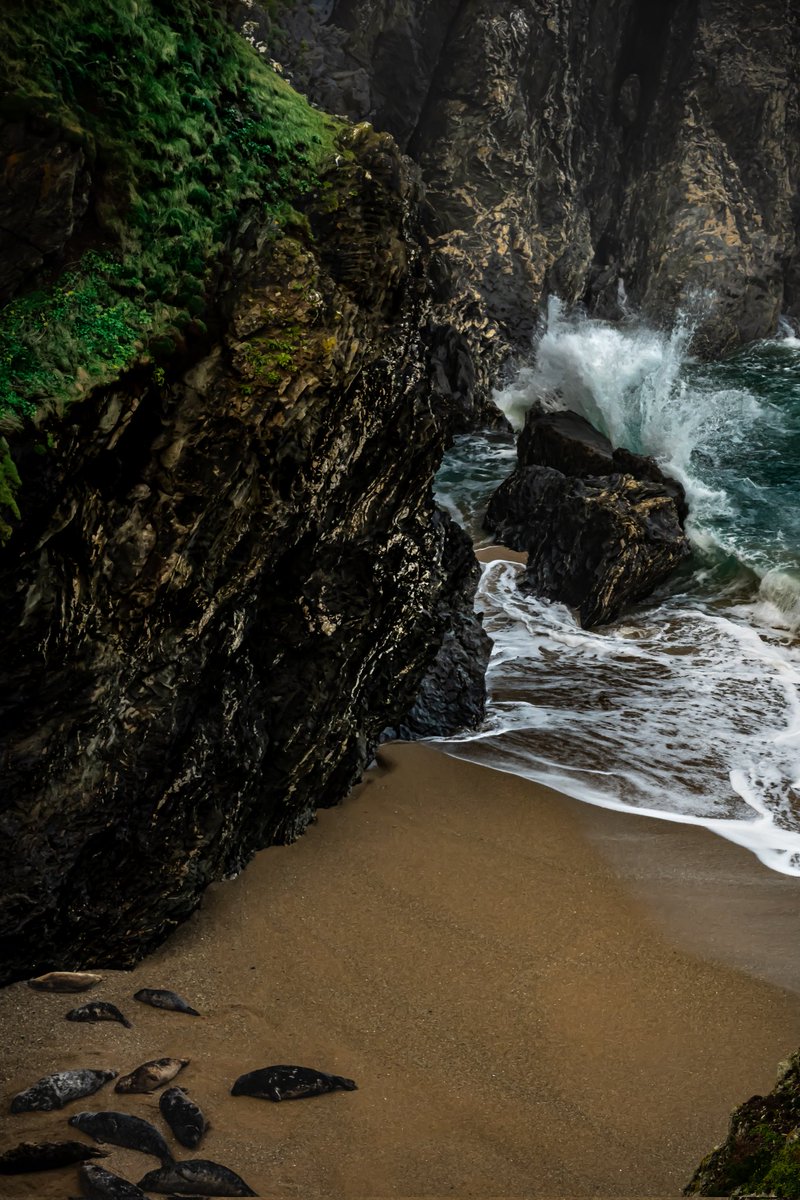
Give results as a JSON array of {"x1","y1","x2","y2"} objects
[
  {"x1": 434, "y1": 301, "x2": 800, "y2": 872},
  {"x1": 432, "y1": 561, "x2": 800, "y2": 873}
]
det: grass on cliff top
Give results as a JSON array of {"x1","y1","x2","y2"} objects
[{"x1": 0, "y1": 0, "x2": 339, "y2": 425}]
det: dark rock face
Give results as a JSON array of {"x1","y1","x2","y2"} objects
[
  {"x1": 485, "y1": 409, "x2": 690, "y2": 627},
  {"x1": 0, "y1": 126, "x2": 488, "y2": 984},
  {"x1": 0, "y1": 117, "x2": 91, "y2": 304},
  {"x1": 241, "y1": 0, "x2": 800, "y2": 368},
  {"x1": 381, "y1": 509, "x2": 491, "y2": 741},
  {"x1": 686, "y1": 1051, "x2": 800, "y2": 1197}
]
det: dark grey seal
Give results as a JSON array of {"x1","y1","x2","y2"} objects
[
  {"x1": 0, "y1": 1140, "x2": 108, "y2": 1174},
  {"x1": 159, "y1": 1087, "x2": 208, "y2": 1149},
  {"x1": 230, "y1": 1064, "x2": 357, "y2": 1101},
  {"x1": 69, "y1": 1111, "x2": 174, "y2": 1165},
  {"x1": 28, "y1": 971, "x2": 102, "y2": 992},
  {"x1": 133, "y1": 988, "x2": 200, "y2": 1016},
  {"x1": 138, "y1": 1158, "x2": 256, "y2": 1196},
  {"x1": 115, "y1": 1057, "x2": 188, "y2": 1094},
  {"x1": 67, "y1": 1001, "x2": 132, "y2": 1028},
  {"x1": 79, "y1": 1162, "x2": 149, "y2": 1199},
  {"x1": 10, "y1": 1068, "x2": 117, "y2": 1113}
]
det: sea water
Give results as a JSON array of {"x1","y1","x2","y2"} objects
[{"x1": 433, "y1": 299, "x2": 800, "y2": 874}]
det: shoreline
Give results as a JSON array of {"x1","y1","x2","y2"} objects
[{"x1": 2, "y1": 743, "x2": 799, "y2": 1198}]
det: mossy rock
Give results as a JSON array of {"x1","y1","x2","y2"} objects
[
  {"x1": 0, "y1": 0, "x2": 343, "y2": 426},
  {"x1": 686, "y1": 1054, "x2": 800, "y2": 1197}
]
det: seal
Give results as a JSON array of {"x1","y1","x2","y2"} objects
[
  {"x1": 28, "y1": 971, "x2": 103, "y2": 993},
  {"x1": 11, "y1": 1068, "x2": 118, "y2": 1113},
  {"x1": 67, "y1": 1002, "x2": 132, "y2": 1029},
  {"x1": 230, "y1": 1064, "x2": 357, "y2": 1102},
  {"x1": 79, "y1": 1163, "x2": 149, "y2": 1199},
  {"x1": 115, "y1": 1058, "x2": 189, "y2": 1094},
  {"x1": 133, "y1": 988, "x2": 200, "y2": 1016},
  {"x1": 137, "y1": 1158, "x2": 256, "y2": 1196},
  {"x1": 159, "y1": 1087, "x2": 208, "y2": 1149},
  {"x1": 69, "y1": 1111, "x2": 174, "y2": 1165},
  {"x1": 0, "y1": 1140, "x2": 108, "y2": 1174}
]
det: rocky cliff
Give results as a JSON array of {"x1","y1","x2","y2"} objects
[
  {"x1": 245, "y1": 0, "x2": 800, "y2": 375},
  {"x1": 0, "y1": 2, "x2": 490, "y2": 983},
  {"x1": 2, "y1": 0, "x2": 798, "y2": 986}
]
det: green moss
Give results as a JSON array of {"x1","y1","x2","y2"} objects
[
  {"x1": 0, "y1": 0, "x2": 341, "y2": 423},
  {"x1": 759, "y1": 1148, "x2": 800, "y2": 1199},
  {"x1": 0, "y1": 437, "x2": 21, "y2": 545},
  {"x1": 0, "y1": 252, "x2": 152, "y2": 418},
  {"x1": 240, "y1": 324, "x2": 304, "y2": 387}
]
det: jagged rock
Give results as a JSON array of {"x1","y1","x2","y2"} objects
[
  {"x1": 686, "y1": 1052, "x2": 800, "y2": 1197},
  {"x1": 0, "y1": 124, "x2": 489, "y2": 984},
  {"x1": 382, "y1": 510, "x2": 491, "y2": 741},
  {"x1": 515, "y1": 409, "x2": 689, "y2": 524},
  {"x1": 236, "y1": 0, "x2": 800, "y2": 367},
  {"x1": 485, "y1": 408, "x2": 690, "y2": 627}
]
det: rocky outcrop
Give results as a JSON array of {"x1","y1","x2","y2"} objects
[
  {"x1": 686, "y1": 1052, "x2": 800, "y2": 1197},
  {"x1": 485, "y1": 409, "x2": 690, "y2": 626},
  {"x1": 381, "y1": 509, "x2": 490, "y2": 741},
  {"x1": 0, "y1": 116, "x2": 91, "y2": 304},
  {"x1": 0, "y1": 124, "x2": 490, "y2": 984},
  {"x1": 238, "y1": 0, "x2": 800, "y2": 370}
]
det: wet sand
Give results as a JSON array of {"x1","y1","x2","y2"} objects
[{"x1": 2, "y1": 743, "x2": 800, "y2": 1199}]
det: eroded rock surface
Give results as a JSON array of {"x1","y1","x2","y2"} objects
[
  {"x1": 0, "y1": 126, "x2": 490, "y2": 983},
  {"x1": 485, "y1": 409, "x2": 690, "y2": 627},
  {"x1": 238, "y1": 0, "x2": 800, "y2": 373}
]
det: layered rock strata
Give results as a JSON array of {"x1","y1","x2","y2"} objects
[
  {"x1": 485, "y1": 409, "x2": 690, "y2": 627},
  {"x1": 239, "y1": 0, "x2": 800, "y2": 374},
  {"x1": 0, "y1": 125, "x2": 490, "y2": 984}
]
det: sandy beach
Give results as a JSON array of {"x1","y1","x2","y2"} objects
[{"x1": 2, "y1": 743, "x2": 799, "y2": 1199}]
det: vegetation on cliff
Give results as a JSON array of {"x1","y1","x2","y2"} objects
[
  {"x1": 686, "y1": 1052, "x2": 800, "y2": 1197},
  {"x1": 0, "y1": 0, "x2": 339, "y2": 535}
]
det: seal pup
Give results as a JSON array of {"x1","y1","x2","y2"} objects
[
  {"x1": 79, "y1": 1162, "x2": 149, "y2": 1198},
  {"x1": 11, "y1": 1068, "x2": 117, "y2": 1113},
  {"x1": 159, "y1": 1087, "x2": 208, "y2": 1149},
  {"x1": 230, "y1": 1064, "x2": 357, "y2": 1101},
  {"x1": 67, "y1": 1002, "x2": 132, "y2": 1028},
  {"x1": 133, "y1": 988, "x2": 200, "y2": 1016},
  {"x1": 69, "y1": 1111, "x2": 174, "y2": 1165},
  {"x1": 28, "y1": 971, "x2": 102, "y2": 992},
  {"x1": 138, "y1": 1158, "x2": 256, "y2": 1196},
  {"x1": 115, "y1": 1057, "x2": 188, "y2": 1094},
  {"x1": 0, "y1": 1140, "x2": 108, "y2": 1173}
]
